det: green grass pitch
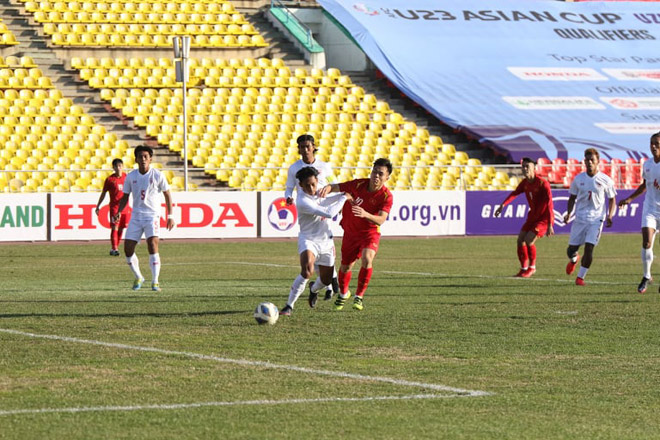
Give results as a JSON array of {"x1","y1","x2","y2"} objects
[{"x1": 1, "y1": 234, "x2": 660, "y2": 439}]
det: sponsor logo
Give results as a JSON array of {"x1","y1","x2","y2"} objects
[
  {"x1": 600, "y1": 97, "x2": 660, "y2": 110},
  {"x1": 267, "y1": 197, "x2": 297, "y2": 231},
  {"x1": 595, "y1": 122, "x2": 660, "y2": 134},
  {"x1": 603, "y1": 69, "x2": 660, "y2": 82},
  {"x1": 353, "y1": 3, "x2": 379, "y2": 16},
  {"x1": 508, "y1": 67, "x2": 607, "y2": 81},
  {"x1": 503, "y1": 96, "x2": 605, "y2": 110}
]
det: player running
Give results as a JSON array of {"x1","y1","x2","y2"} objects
[
  {"x1": 95, "y1": 158, "x2": 131, "y2": 256},
  {"x1": 494, "y1": 157, "x2": 555, "y2": 278},
  {"x1": 319, "y1": 158, "x2": 394, "y2": 311},
  {"x1": 563, "y1": 148, "x2": 616, "y2": 286},
  {"x1": 280, "y1": 166, "x2": 349, "y2": 316},
  {"x1": 115, "y1": 146, "x2": 175, "y2": 292},
  {"x1": 284, "y1": 134, "x2": 339, "y2": 300},
  {"x1": 618, "y1": 131, "x2": 660, "y2": 293}
]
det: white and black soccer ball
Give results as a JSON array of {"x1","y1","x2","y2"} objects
[{"x1": 254, "y1": 302, "x2": 279, "y2": 325}]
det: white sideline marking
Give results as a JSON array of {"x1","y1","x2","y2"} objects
[
  {"x1": 0, "y1": 393, "x2": 469, "y2": 417},
  {"x1": 0, "y1": 328, "x2": 493, "y2": 399}
]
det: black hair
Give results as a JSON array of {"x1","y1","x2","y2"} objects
[
  {"x1": 373, "y1": 157, "x2": 393, "y2": 175},
  {"x1": 111, "y1": 158, "x2": 124, "y2": 167},
  {"x1": 295, "y1": 166, "x2": 319, "y2": 184},
  {"x1": 521, "y1": 157, "x2": 536, "y2": 166},
  {"x1": 134, "y1": 145, "x2": 153, "y2": 158},
  {"x1": 651, "y1": 131, "x2": 660, "y2": 142},
  {"x1": 297, "y1": 134, "x2": 315, "y2": 145}
]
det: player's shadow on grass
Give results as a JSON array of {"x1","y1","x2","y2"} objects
[{"x1": 0, "y1": 310, "x2": 244, "y2": 319}]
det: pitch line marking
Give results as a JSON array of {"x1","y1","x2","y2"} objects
[
  {"x1": 0, "y1": 393, "x2": 475, "y2": 417},
  {"x1": 0, "y1": 328, "x2": 493, "y2": 398}
]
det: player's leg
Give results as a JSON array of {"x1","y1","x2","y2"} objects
[
  {"x1": 282, "y1": 250, "x2": 315, "y2": 315},
  {"x1": 515, "y1": 230, "x2": 529, "y2": 277},
  {"x1": 123, "y1": 220, "x2": 144, "y2": 289},
  {"x1": 566, "y1": 221, "x2": 584, "y2": 276},
  {"x1": 309, "y1": 240, "x2": 335, "y2": 305},
  {"x1": 520, "y1": 230, "x2": 540, "y2": 277},
  {"x1": 576, "y1": 221, "x2": 604, "y2": 285},
  {"x1": 353, "y1": 247, "x2": 377, "y2": 311},
  {"x1": 108, "y1": 208, "x2": 119, "y2": 255},
  {"x1": 145, "y1": 219, "x2": 162, "y2": 292},
  {"x1": 335, "y1": 240, "x2": 358, "y2": 310},
  {"x1": 116, "y1": 211, "x2": 129, "y2": 254},
  {"x1": 639, "y1": 224, "x2": 656, "y2": 293},
  {"x1": 566, "y1": 244, "x2": 581, "y2": 275}
]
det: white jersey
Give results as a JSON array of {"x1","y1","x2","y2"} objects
[
  {"x1": 296, "y1": 191, "x2": 346, "y2": 241},
  {"x1": 285, "y1": 159, "x2": 334, "y2": 200},
  {"x1": 569, "y1": 171, "x2": 616, "y2": 223},
  {"x1": 642, "y1": 159, "x2": 660, "y2": 216},
  {"x1": 123, "y1": 167, "x2": 169, "y2": 221}
]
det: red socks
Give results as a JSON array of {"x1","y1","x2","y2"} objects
[
  {"x1": 528, "y1": 244, "x2": 537, "y2": 267},
  {"x1": 355, "y1": 267, "x2": 373, "y2": 297},
  {"x1": 110, "y1": 229, "x2": 119, "y2": 250},
  {"x1": 517, "y1": 244, "x2": 529, "y2": 269},
  {"x1": 338, "y1": 269, "x2": 351, "y2": 295}
]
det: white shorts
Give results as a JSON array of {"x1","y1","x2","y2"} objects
[
  {"x1": 125, "y1": 218, "x2": 161, "y2": 242},
  {"x1": 641, "y1": 209, "x2": 660, "y2": 230},
  {"x1": 298, "y1": 236, "x2": 335, "y2": 267},
  {"x1": 568, "y1": 220, "x2": 604, "y2": 246}
]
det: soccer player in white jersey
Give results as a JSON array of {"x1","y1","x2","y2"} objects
[
  {"x1": 563, "y1": 148, "x2": 617, "y2": 286},
  {"x1": 114, "y1": 145, "x2": 175, "y2": 292},
  {"x1": 619, "y1": 131, "x2": 660, "y2": 293},
  {"x1": 284, "y1": 134, "x2": 339, "y2": 300},
  {"x1": 279, "y1": 166, "x2": 349, "y2": 316}
]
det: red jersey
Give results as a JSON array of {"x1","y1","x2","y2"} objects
[
  {"x1": 338, "y1": 179, "x2": 393, "y2": 235},
  {"x1": 502, "y1": 176, "x2": 554, "y2": 225},
  {"x1": 103, "y1": 173, "x2": 127, "y2": 209}
]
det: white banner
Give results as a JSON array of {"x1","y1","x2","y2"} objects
[
  {"x1": 50, "y1": 192, "x2": 257, "y2": 241},
  {"x1": 0, "y1": 193, "x2": 48, "y2": 242},
  {"x1": 260, "y1": 190, "x2": 466, "y2": 238}
]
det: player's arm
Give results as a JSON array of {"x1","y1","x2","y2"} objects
[
  {"x1": 618, "y1": 180, "x2": 646, "y2": 207},
  {"x1": 113, "y1": 193, "x2": 130, "y2": 222},
  {"x1": 564, "y1": 194, "x2": 577, "y2": 224},
  {"x1": 351, "y1": 206, "x2": 389, "y2": 226},
  {"x1": 494, "y1": 185, "x2": 522, "y2": 217},
  {"x1": 94, "y1": 188, "x2": 108, "y2": 216},
  {"x1": 298, "y1": 194, "x2": 347, "y2": 219},
  {"x1": 319, "y1": 183, "x2": 341, "y2": 198},
  {"x1": 606, "y1": 196, "x2": 616, "y2": 227},
  {"x1": 284, "y1": 166, "x2": 296, "y2": 205},
  {"x1": 544, "y1": 180, "x2": 554, "y2": 236},
  {"x1": 163, "y1": 190, "x2": 175, "y2": 230}
]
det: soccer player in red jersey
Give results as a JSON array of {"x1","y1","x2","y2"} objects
[
  {"x1": 494, "y1": 157, "x2": 555, "y2": 278},
  {"x1": 319, "y1": 158, "x2": 393, "y2": 311},
  {"x1": 95, "y1": 158, "x2": 131, "y2": 256}
]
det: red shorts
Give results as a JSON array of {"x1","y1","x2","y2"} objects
[
  {"x1": 341, "y1": 231, "x2": 381, "y2": 265},
  {"x1": 109, "y1": 207, "x2": 131, "y2": 229},
  {"x1": 521, "y1": 219, "x2": 549, "y2": 237}
]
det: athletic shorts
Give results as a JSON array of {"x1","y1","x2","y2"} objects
[
  {"x1": 298, "y1": 236, "x2": 335, "y2": 267},
  {"x1": 569, "y1": 219, "x2": 604, "y2": 247},
  {"x1": 641, "y1": 209, "x2": 660, "y2": 230},
  {"x1": 109, "y1": 207, "x2": 131, "y2": 229},
  {"x1": 341, "y1": 232, "x2": 380, "y2": 265},
  {"x1": 125, "y1": 217, "x2": 161, "y2": 242},
  {"x1": 521, "y1": 219, "x2": 550, "y2": 237}
]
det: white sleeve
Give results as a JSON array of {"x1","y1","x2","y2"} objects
[
  {"x1": 297, "y1": 194, "x2": 347, "y2": 219},
  {"x1": 123, "y1": 175, "x2": 132, "y2": 194},
  {"x1": 158, "y1": 171, "x2": 170, "y2": 192},
  {"x1": 284, "y1": 165, "x2": 296, "y2": 199}
]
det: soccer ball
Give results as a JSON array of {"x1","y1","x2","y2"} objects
[{"x1": 254, "y1": 302, "x2": 279, "y2": 325}]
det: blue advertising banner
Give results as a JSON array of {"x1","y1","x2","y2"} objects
[
  {"x1": 465, "y1": 189, "x2": 641, "y2": 235},
  {"x1": 319, "y1": 0, "x2": 660, "y2": 161}
]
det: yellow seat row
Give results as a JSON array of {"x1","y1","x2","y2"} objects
[
  {"x1": 25, "y1": 0, "x2": 237, "y2": 14},
  {"x1": 34, "y1": 10, "x2": 248, "y2": 25},
  {"x1": 44, "y1": 22, "x2": 257, "y2": 36},
  {"x1": 52, "y1": 32, "x2": 266, "y2": 47}
]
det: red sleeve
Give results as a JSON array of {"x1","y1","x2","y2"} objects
[
  {"x1": 502, "y1": 180, "x2": 525, "y2": 206},
  {"x1": 381, "y1": 190, "x2": 393, "y2": 214},
  {"x1": 544, "y1": 179, "x2": 554, "y2": 226},
  {"x1": 102, "y1": 177, "x2": 111, "y2": 193}
]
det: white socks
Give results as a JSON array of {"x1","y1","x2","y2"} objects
[
  {"x1": 577, "y1": 266, "x2": 588, "y2": 279},
  {"x1": 149, "y1": 253, "x2": 161, "y2": 284},
  {"x1": 310, "y1": 277, "x2": 326, "y2": 294},
  {"x1": 286, "y1": 274, "x2": 309, "y2": 308},
  {"x1": 126, "y1": 254, "x2": 143, "y2": 280},
  {"x1": 642, "y1": 248, "x2": 653, "y2": 279}
]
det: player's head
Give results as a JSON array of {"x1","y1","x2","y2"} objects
[
  {"x1": 651, "y1": 132, "x2": 660, "y2": 160},
  {"x1": 296, "y1": 166, "x2": 319, "y2": 196},
  {"x1": 520, "y1": 157, "x2": 536, "y2": 180},
  {"x1": 584, "y1": 148, "x2": 599, "y2": 176},
  {"x1": 297, "y1": 134, "x2": 317, "y2": 164},
  {"x1": 134, "y1": 145, "x2": 153, "y2": 172},
  {"x1": 370, "y1": 158, "x2": 392, "y2": 190},
  {"x1": 111, "y1": 158, "x2": 124, "y2": 174}
]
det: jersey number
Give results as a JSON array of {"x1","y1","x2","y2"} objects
[{"x1": 140, "y1": 190, "x2": 146, "y2": 200}]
